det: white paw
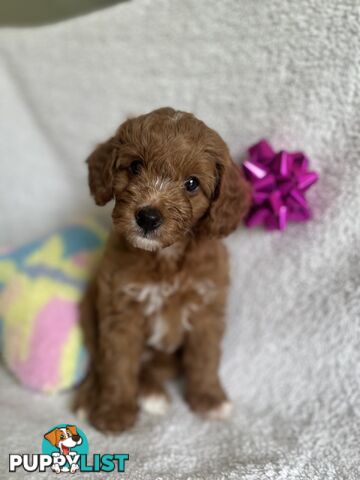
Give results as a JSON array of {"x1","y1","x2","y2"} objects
[
  {"x1": 70, "y1": 464, "x2": 79, "y2": 473},
  {"x1": 205, "y1": 401, "x2": 233, "y2": 420},
  {"x1": 140, "y1": 394, "x2": 169, "y2": 416}
]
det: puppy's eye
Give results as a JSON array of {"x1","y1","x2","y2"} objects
[
  {"x1": 184, "y1": 176, "x2": 200, "y2": 193},
  {"x1": 128, "y1": 159, "x2": 143, "y2": 175}
]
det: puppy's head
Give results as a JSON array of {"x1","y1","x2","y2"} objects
[
  {"x1": 44, "y1": 425, "x2": 81, "y2": 449},
  {"x1": 87, "y1": 107, "x2": 250, "y2": 251}
]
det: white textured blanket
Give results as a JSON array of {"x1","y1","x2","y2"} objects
[{"x1": 1, "y1": 1, "x2": 359, "y2": 478}]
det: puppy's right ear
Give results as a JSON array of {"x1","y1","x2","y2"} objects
[
  {"x1": 86, "y1": 137, "x2": 118, "y2": 206},
  {"x1": 44, "y1": 429, "x2": 58, "y2": 446}
]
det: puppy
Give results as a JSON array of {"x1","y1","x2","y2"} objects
[{"x1": 74, "y1": 107, "x2": 251, "y2": 433}]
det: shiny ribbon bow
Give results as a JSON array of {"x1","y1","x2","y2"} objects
[{"x1": 243, "y1": 140, "x2": 319, "y2": 231}]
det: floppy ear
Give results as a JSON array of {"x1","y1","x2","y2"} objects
[
  {"x1": 86, "y1": 136, "x2": 118, "y2": 206},
  {"x1": 67, "y1": 425, "x2": 77, "y2": 436},
  {"x1": 44, "y1": 428, "x2": 58, "y2": 446},
  {"x1": 199, "y1": 154, "x2": 251, "y2": 238}
]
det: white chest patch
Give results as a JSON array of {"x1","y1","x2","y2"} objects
[
  {"x1": 122, "y1": 279, "x2": 216, "y2": 350},
  {"x1": 122, "y1": 281, "x2": 180, "y2": 349},
  {"x1": 123, "y1": 280, "x2": 180, "y2": 316},
  {"x1": 147, "y1": 314, "x2": 167, "y2": 349}
]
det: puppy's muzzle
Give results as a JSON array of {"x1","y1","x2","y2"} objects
[{"x1": 135, "y1": 206, "x2": 163, "y2": 233}]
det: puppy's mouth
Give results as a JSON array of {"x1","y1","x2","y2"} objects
[
  {"x1": 114, "y1": 209, "x2": 186, "y2": 252},
  {"x1": 61, "y1": 445, "x2": 70, "y2": 455},
  {"x1": 126, "y1": 210, "x2": 164, "y2": 251},
  {"x1": 130, "y1": 234, "x2": 161, "y2": 252}
]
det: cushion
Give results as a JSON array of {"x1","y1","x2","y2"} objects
[{"x1": 0, "y1": 218, "x2": 106, "y2": 393}]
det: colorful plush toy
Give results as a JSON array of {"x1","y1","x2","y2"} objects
[{"x1": 0, "y1": 219, "x2": 107, "y2": 393}]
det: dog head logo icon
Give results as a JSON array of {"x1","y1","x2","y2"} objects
[
  {"x1": 43, "y1": 424, "x2": 86, "y2": 473},
  {"x1": 44, "y1": 425, "x2": 82, "y2": 455}
]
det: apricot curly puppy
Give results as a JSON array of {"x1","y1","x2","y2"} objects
[{"x1": 74, "y1": 107, "x2": 251, "y2": 433}]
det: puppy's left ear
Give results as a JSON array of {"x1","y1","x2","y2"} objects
[{"x1": 199, "y1": 153, "x2": 251, "y2": 238}]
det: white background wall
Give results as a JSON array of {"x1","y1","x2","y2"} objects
[
  {"x1": 1, "y1": 2, "x2": 360, "y2": 477},
  {"x1": 1, "y1": 0, "x2": 355, "y2": 245}
]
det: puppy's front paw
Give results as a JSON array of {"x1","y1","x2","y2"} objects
[
  {"x1": 52, "y1": 464, "x2": 61, "y2": 474},
  {"x1": 70, "y1": 463, "x2": 79, "y2": 474},
  {"x1": 186, "y1": 388, "x2": 231, "y2": 420},
  {"x1": 72, "y1": 374, "x2": 96, "y2": 420},
  {"x1": 203, "y1": 401, "x2": 233, "y2": 420},
  {"x1": 88, "y1": 403, "x2": 138, "y2": 434},
  {"x1": 140, "y1": 393, "x2": 170, "y2": 416}
]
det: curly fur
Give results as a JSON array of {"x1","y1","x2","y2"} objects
[{"x1": 73, "y1": 107, "x2": 251, "y2": 433}]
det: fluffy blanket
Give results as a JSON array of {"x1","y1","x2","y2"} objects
[{"x1": 0, "y1": 0, "x2": 359, "y2": 478}]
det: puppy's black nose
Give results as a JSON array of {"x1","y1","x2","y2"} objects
[
  {"x1": 72, "y1": 434, "x2": 80, "y2": 442},
  {"x1": 136, "y1": 207, "x2": 163, "y2": 232}
]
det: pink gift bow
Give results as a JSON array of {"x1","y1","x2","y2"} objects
[{"x1": 242, "y1": 140, "x2": 319, "y2": 231}]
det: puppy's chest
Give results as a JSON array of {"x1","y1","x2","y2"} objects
[{"x1": 122, "y1": 277, "x2": 216, "y2": 352}]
